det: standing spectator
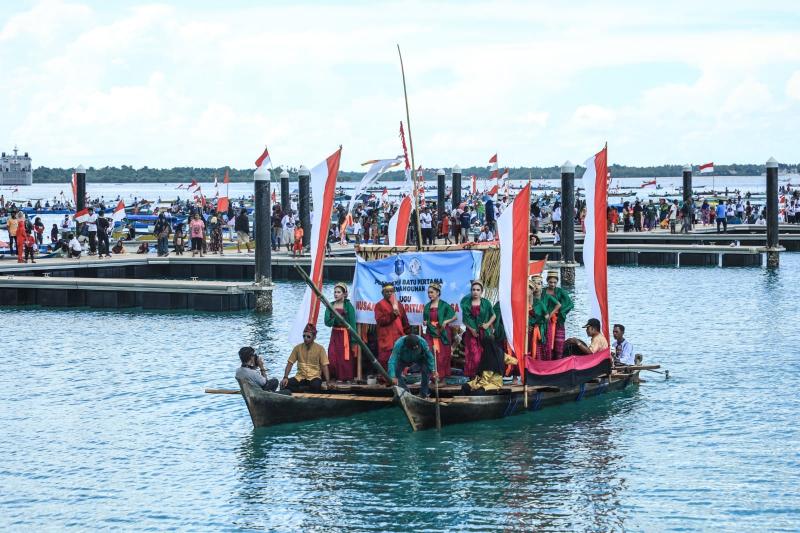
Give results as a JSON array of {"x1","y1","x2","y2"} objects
[
  {"x1": 50, "y1": 224, "x2": 59, "y2": 244},
  {"x1": 293, "y1": 221, "x2": 304, "y2": 257},
  {"x1": 669, "y1": 200, "x2": 678, "y2": 234},
  {"x1": 209, "y1": 215, "x2": 224, "y2": 255},
  {"x1": 680, "y1": 200, "x2": 692, "y2": 233},
  {"x1": 60, "y1": 214, "x2": 71, "y2": 240},
  {"x1": 551, "y1": 201, "x2": 562, "y2": 235},
  {"x1": 716, "y1": 201, "x2": 728, "y2": 233},
  {"x1": 633, "y1": 200, "x2": 643, "y2": 232},
  {"x1": 419, "y1": 207, "x2": 432, "y2": 245},
  {"x1": 153, "y1": 212, "x2": 171, "y2": 257},
  {"x1": 189, "y1": 213, "x2": 205, "y2": 257},
  {"x1": 173, "y1": 223, "x2": 185, "y2": 255},
  {"x1": 86, "y1": 207, "x2": 98, "y2": 255},
  {"x1": 459, "y1": 206, "x2": 472, "y2": 243},
  {"x1": 271, "y1": 205, "x2": 282, "y2": 251},
  {"x1": 96, "y1": 209, "x2": 111, "y2": 257},
  {"x1": 33, "y1": 217, "x2": 45, "y2": 245},
  {"x1": 440, "y1": 210, "x2": 451, "y2": 245},
  {"x1": 7, "y1": 210, "x2": 18, "y2": 255},
  {"x1": 485, "y1": 196, "x2": 496, "y2": 232},
  {"x1": 15, "y1": 213, "x2": 27, "y2": 263},
  {"x1": 235, "y1": 207, "x2": 251, "y2": 253},
  {"x1": 23, "y1": 232, "x2": 36, "y2": 263},
  {"x1": 281, "y1": 210, "x2": 296, "y2": 252}
]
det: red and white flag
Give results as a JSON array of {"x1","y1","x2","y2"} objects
[
  {"x1": 187, "y1": 179, "x2": 199, "y2": 191},
  {"x1": 112, "y1": 200, "x2": 126, "y2": 224},
  {"x1": 489, "y1": 153, "x2": 498, "y2": 180},
  {"x1": 471, "y1": 175, "x2": 477, "y2": 194},
  {"x1": 582, "y1": 145, "x2": 610, "y2": 342},
  {"x1": 699, "y1": 162, "x2": 714, "y2": 174},
  {"x1": 529, "y1": 258, "x2": 546, "y2": 276},
  {"x1": 488, "y1": 183, "x2": 500, "y2": 197},
  {"x1": 388, "y1": 195, "x2": 412, "y2": 246},
  {"x1": 73, "y1": 208, "x2": 90, "y2": 223},
  {"x1": 255, "y1": 147, "x2": 271, "y2": 170},
  {"x1": 271, "y1": 189, "x2": 277, "y2": 203},
  {"x1": 498, "y1": 183, "x2": 532, "y2": 375},
  {"x1": 290, "y1": 147, "x2": 342, "y2": 344},
  {"x1": 380, "y1": 187, "x2": 389, "y2": 206},
  {"x1": 223, "y1": 169, "x2": 230, "y2": 184}
]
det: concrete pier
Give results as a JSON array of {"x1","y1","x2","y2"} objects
[
  {"x1": 253, "y1": 165, "x2": 273, "y2": 312},
  {"x1": 298, "y1": 166, "x2": 310, "y2": 248},
  {"x1": 765, "y1": 157, "x2": 780, "y2": 267},
  {"x1": 451, "y1": 165, "x2": 461, "y2": 210},
  {"x1": 560, "y1": 161, "x2": 576, "y2": 285}
]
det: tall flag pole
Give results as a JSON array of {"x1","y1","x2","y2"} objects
[
  {"x1": 289, "y1": 147, "x2": 343, "y2": 343},
  {"x1": 397, "y1": 44, "x2": 424, "y2": 249}
]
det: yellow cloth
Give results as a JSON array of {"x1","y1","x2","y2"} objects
[
  {"x1": 7, "y1": 217, "x2": 19, "y2": 236},
  {"x1": 288, "y1": 342, "x2": 329, "y2": 381},
  {"x1": 589, "y1": 334, "x2": 609, "y2": 353},
  {"x1": 466, "y1": 371, "x2": 503, "y2": 392}
]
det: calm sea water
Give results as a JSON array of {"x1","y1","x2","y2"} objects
[{"x1": 1, "y1": 256, "x2": 799, "y2": 531}]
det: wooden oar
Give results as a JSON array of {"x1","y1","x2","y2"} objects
[
  {"x1": 205, "y1": 388, "x2": 240, "y2": 394},
  {"x1": 293, "y1": 264, "x2": 391, "y2": 383}
]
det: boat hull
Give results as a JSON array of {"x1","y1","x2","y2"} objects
[
  {"x1": 394, "y1": 373, "x2": 639, "y2": 431},
  {"x1": 238, "y1": 380, "x2": 393, "y2": 428}
]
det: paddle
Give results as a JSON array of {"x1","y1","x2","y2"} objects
[
  {"x1": 293, "y1": 264, "x2": 391, "y2": 383},
  {"x1": 205, "y1": 388, "x2": 240, "y2": 394}
]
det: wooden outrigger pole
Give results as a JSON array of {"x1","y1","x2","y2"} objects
[{"x1": 397, "y1": 44, "x2": 424, "y2": 251}]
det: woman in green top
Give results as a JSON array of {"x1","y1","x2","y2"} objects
[
  {"x1": 324, "y1": 282, "x2": 357, "y2": 381},
  {"x1": 544, "y1": 270, "x2": 574, "y2": 358},
  {"x1": 529, "y1": 275, "x2": 561, "y2": 360},
  {"x1": 460, "y1": 280, "x2": 496, "y2": 377},
  {"x1": 422, "y1": 282, "x2": 457, "y2": 377}
]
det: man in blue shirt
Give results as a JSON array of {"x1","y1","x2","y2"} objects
[
  {"x1": 388, "y1": 334, "x2": 438, "y2": 398},
  {"x1": 715, "y1": 201, "x2": 728, "y2": 233}
]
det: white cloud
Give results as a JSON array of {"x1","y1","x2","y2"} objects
[{"x1": 787, "y1": 71, "x2": 800, "y2": 100}]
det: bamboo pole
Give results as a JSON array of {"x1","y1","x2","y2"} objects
[
  {"x1": 397, "y1": 44, "x2": 424, "y2": 250},
  {"x1": 293, "y1": 264, "x2": 391, "y2": 382},
  {"x1": 205, "y1": 388, "x2": 240, "y2": 395}
]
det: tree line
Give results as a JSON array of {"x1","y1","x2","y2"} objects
[{"x1": 32, "y1": 162, "x2": 797, "y2": 184}]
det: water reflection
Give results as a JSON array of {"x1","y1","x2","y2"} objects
[{"x1": 231, "y1": 388, "x2": 636, "y2": 531}]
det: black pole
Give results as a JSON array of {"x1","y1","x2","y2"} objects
[
  {"x1": 451, "y1": 165, "x2": 462, "y2": 210},
  {"x1": 75, "y1": 165, "x2": 86, "y2": 235},
  {"x1": 298, "y1": 166, "x2": 311, "y2": 248},
  {"x1": 682, "y1": 164, "x2": 693, "y2": 204},
  {"x1": 561, "y1": 161, "x2": 575, "y2": 263},
  {"x1": 436, "y1": 169, "x2": 446, "y2": 222},
  {"x1": 280, "y1": 169, "x2": 290, "y2": 214},
  {"x1": 766, "y1": 157, "x2": 779, "y2": 267},
  {"x1": 254, "y1": 166, "x2": 271, "y2": 284}
]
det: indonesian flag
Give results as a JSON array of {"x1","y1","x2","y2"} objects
[
  {"x1": 73, "y1": 208, "x2": 90, "y2": 223},
  {"x1": 498, "y1": 183, "x2": 532, "y2": 375},
  {"x1": 271, "y1": 189, "x2": 277, "y2": 203},
  {"x1": 399, "y1": 122, "x2": 413, "y2": 193},
  {"x1": 289, "y1": 147, "x2": 342, "y2": 344},
  {"x1": 388, "y1": 195, "x2": 412, "y2": 246},
  {"x1": 489, "y1": 153, "x2": 498, "y2": 180},
  {"x1": 699, "y1": 162, "x2": 714, "y2": 174},
  {"x1": 217, "y1": 196, "x2": 229, "y2": 214},
  {"x1": 582, "y1": 145, "x2": 610, "y2": 342},
  {"x1": 112, "y1": 200, "x2": 126, "y2": 223},
  {"x1": 188, "y1": 179, "x2": 199, "y2": 191},
  {"x1": 71, "y1": 172, "x2": 77, "y2": 205},
  {"x1": 488, "y1": 183, "x2": 500, "y2": 197},
  {"x1": 380, "y1": 187, "x2": 389, "y2": 206},
  {"x1": 223, "y1": 169, "x2": 230, "y2": 184},
  {"x1": 255, "y1": 147, "x2": 271, "y2": 170},
  {"x1": 529, "y1": 258, "x2": 546, "y2": 276},
  {"x1": 471, "y1": 175, "x2": 477, "y2": 194}
]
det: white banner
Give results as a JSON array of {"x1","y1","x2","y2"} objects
[{"x1": 352, "y1": 250, "x2": 483, "y2": 326}]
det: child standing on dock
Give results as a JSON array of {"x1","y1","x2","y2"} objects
[
  {"x1": 23, "y1": 232, "x2": 36, "y2": 263},
  {"x1": 173, "y1": 223, "x2": 185, "y2": 255},
  {"x1": 293, "y1": 222, "x2": 304, "y2": 257}
]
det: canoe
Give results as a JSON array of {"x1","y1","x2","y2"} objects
[
  {"x1": 393, "y1": 371, "x2": 640, "y2": 431},
  {"x1": 237, "y1": 379, "x2": 394, "y2": 428}
]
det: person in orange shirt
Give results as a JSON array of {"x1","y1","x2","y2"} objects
[
  {"x1": 15, "y1": 213, "x2": 28, "y2": 263},
  {"x1": 293, "y1": 221, "x2": 304, "y2": 257},
  {"x1": 373, "y1": 283, "x2": 410, "y2": 369}
]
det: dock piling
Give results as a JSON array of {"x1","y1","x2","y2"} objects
[
  {"x1": 280, "y1": 168, "x2": 290, "y2": 214},
  {"x1": 682, "y1": 164, "x2": 692, "y2": 204},
  {"x1": 75, "y1": 164, "x2": 86, "y2": 233},
  {"x1": 560, "y1": 160, "x2": 576, "y2": 285},
  {"x1": 436, "y1": 169, "x2": 446, "y2": 224},
  {"x1": 253, "y1": 165, "x2": 273, "y2": 312},
  {"x1": 766, "y1": 157, "x2": 780, "y2": 267},
  {"x1": 451, "y1": 164, "x2": 462, "y2": 210},
  {"x1": 298, "y1": 165, "x2": 311, "y2": 248}
]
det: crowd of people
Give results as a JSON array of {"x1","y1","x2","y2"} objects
[{"x1": 238, "y1": 270, "x2": 636, "y2": 398}]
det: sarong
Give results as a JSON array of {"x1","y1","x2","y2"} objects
[
  {"x1": 463, "y1": 329, "x2": 482, "y2": 378},
  {"x1": 328, "y1": 325, "x2": 355, "y2": 381}
]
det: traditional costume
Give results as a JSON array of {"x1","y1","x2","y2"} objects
[
  {"x1": 459, "y1": 281, "x2": 495, "y2": 378},
  {"x1": 374, "y1": 284, "x2": 410, "y2": 368},
  {"x1": 545, "y1": 270, "x2": 574, "y2": 359},
  {"x1": 323, "y1": 282, "x2": 357, "y2": 381},
  {"x1": 530, "y1": 280, "x2": 561, "y2": 361},
  {"x1": 422, "y1": 285, "x2": 456, "y2": 378}
]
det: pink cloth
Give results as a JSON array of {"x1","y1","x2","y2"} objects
[{"x1": 189, "y1": 219, "x2": 204, "y2": 239}]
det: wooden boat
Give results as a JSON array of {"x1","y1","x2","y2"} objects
[
  {"x1": 237, "y1": 379, "x2": 394, "y2": 428},
  {"x1": 394, "y1": 371, "x2": 641, "y2": 431}
]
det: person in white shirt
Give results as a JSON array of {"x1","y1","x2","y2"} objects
[
  {"x1": 86, "y1": 208, "x2": 98, "y2": 255},
  {"x1": 419, "y1": 208, "x2": 433, "y2": 245},
  {"x1": 281, "y1": 211, "x2": 296, "y2": 251},
  {"x1": 477, "y1": 225, "x2": 494, "y2": 242},
  {"x1": 68, "y1": 233, "x2": 82, "y2": 259},
  {"x1": 612, "y1": 323, "x2": 634, "y2": 365},
  {"x1": 669, "y1": 200, "x2": 679, "y2": 234}
]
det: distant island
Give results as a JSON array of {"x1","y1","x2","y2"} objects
[{"x1": 31, "y1": 162, "x2": 798, "y2": 184}]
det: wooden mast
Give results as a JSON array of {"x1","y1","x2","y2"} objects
[{"x1": 397, "y1": 44, "x2": 424, "y2": 250}]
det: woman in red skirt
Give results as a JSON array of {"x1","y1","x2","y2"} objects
[
  {"x1": 422, "y1": 282, "x2": 457, "y2": 377},
  {"x1": 323, "y1": 282, "x2": 357, "y2": 382}
]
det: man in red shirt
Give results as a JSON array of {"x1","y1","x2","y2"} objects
[{"x1": 374, "y1": 283, "x2": 410, "y2": 368}]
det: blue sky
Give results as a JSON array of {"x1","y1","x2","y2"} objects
[{"x1": 1, "y1": 0, "x2": 799, "y2": 171}]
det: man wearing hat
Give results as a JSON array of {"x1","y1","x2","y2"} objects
[
  {"x1": 565, "y1": 318, "x2": 609, "y2": 355},
  {"x1": 280, "y1": 324, "x2": 331, "y2": 393},
  {"x1": 374, "y1": 283, "x2": 411, "y2": 369}
]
